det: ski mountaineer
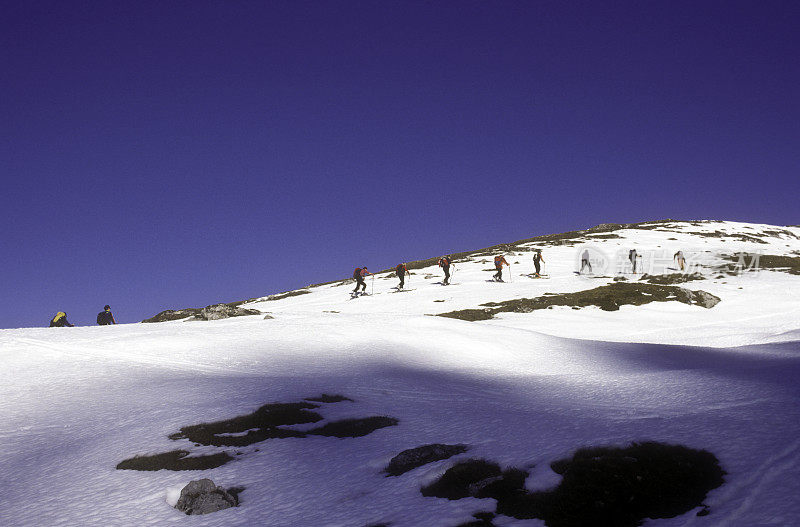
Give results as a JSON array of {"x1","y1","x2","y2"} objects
[
  {"x1": 97, "y1": 305, "x2": 116, "y2": 325},
  {"x1": 629, "y1": 249, "x2": 638, "y2": 274},
  {"x1": 352, "y1": 266, "x2": 371, "y2": 295},
  {"x1": 580, "y1": 249, "x2": 592, "y2": 274},
  {"x1": 50, "y1": 311, "x2": 74, "y2": 327},
  {"x1": 674, "y1": 250, "x2": 686, "y2": 271},
  {"x1": 438, "y1": 256, "x2": 453, "y2": 285},
  {"x1": 493, "y1": 254, "x2": 510, "y2": 282},
  {"x1": 395, "y1": 263, "x2": 410, "y2": 289},
  {"x1": 533, "y1": 249, "x2": 545, "y2": 277}
]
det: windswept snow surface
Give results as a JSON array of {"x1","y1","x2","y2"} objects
[{"x1": 2, "y1": 221, "x2": 800, "y2": 526}]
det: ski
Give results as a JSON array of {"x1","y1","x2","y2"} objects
[{"x1": 350, "y1": 292, "x2": 375, "y2": 299}]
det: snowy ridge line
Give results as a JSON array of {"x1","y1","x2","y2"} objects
[
  {"x1": 138, "y1": 220, "x2": 800, "y2": 325},
  {"x1": 230, "y1": 220, "x2": 800, "y2": 349}
]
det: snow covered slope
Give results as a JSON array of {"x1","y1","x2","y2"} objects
[
  {"x1": 2, "y1": 220, "x2": 799, "y2": 527},
  {"x1": 242, "y1": 220, "x2": 800, "y2": 347}
]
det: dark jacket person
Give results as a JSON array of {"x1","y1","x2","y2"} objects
[{"x1": 97, "y1": 305, "x2": 116, "y2": 325}]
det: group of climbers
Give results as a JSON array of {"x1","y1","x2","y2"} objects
[
  {"x1": 352, "y1": 249, "x2": 549, "y2": 295},
  {"x1": 355, "y1": 244, "x2": 691, "y2": 293},
  {"x1": 49, "y1": 305, "x2": 116, "y2": 328}
]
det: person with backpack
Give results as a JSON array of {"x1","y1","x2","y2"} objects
[
  {"x1": 674, "y1": 250, "x2": 686, "y2": 271},
  {"x1": 493, "y1": 254, "x2": 510, "y2": 282},
  {"x1": 629, "y1": 249, "x2": 639, "y2": 274},
  {"x1": 579, "y1": 249, "x2": 592, "y2": 274},
  {"x1": 352, "y1": 266, "x2": 371, "y2": 295},
  {"x1": 437, "y1": 256, "x2": 453, "y2": 285},
  {"x1": 395, "y1": 263, "x2": 410, "y2": 290},
  {"x1": 533, "y1": 249, "x2": 545, "y2": 277},
  {"x1": 97, "y1": 305, "x2": 116, "y2": 325},
  {"x1": 50, "y1": 312, "x2": 74, "y2": 327}
]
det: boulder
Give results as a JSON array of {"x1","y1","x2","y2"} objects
[
  {"x1": 142, "y1": 308, "x2": 202, "y2": 323},
  {"x1": 175, "y1": 478, "x2": 238, "y2": 515},
  {"x1": 142, "y1": 304, "x2": 260, "y2": 323},
  {"x1": 385, "y1": 444, "x2": 469, "y2": 476},
  {"x1": 692, "y1": 290, "x2": 721, "y2": 308},
  {"x1": 198, "y1": 304, "x2": 260, "y2": 321}
]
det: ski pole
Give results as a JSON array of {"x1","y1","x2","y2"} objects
[
  {"x1": 508, "y1": 264, "x2": 513, "y2": 282},
  {"x1": 371, "y1": 274, "x2": 375, "y2": 295}
]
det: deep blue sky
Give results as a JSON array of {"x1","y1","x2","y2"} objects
[{"x1": 2, "y1": 1, "x2": 798, "y2": 329}]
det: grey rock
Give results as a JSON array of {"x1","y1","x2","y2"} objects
[
  {"x1": 692, "y1": 290, "x2": 721, "y2": 308},
  {"x1": 175, "y1": 478, "x2": 238, "y2": 515},
  {"x1": 142, "y1": 308, "x2": 202, "y2": 323},
  {"x1": 385, "y1": 443, "x2": 468, "y2": 476},
  {"x1": 142, "y1": 304, "x2": 260, "y2": 323},
  {"x1": 199, "y1": 304, "x2": 261, "y2": 321}
]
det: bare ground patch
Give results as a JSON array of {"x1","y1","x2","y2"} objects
[{"x1": 437, "y1": 283, "x2": 720, "y2": 321}]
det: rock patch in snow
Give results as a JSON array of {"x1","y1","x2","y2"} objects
[
  {"x1": 119, "y1": 396, "x2": 399, "y2": 473},
  {"x1": 639, "y1": 272, "x2": 704, "y2": 285},
  {"x1": 421, "y1": 459, "x2": 528, "y2": 501},
  {"x1": 724, "y1": 254, "x2": 800, "y2": 276},
  {"x1": 197, "y1": 304, "x2": 262, "y2": 321},
  {"x1": 384, "y1": 443, "x2": 469, "y2": 476},
  {"x1": 142, "y1": 303, "x2": 261, "y2": 323},
  {"x1": 169, "y1": 401, "x2": 324, "y2": 447},
  {"x1": 307, "y1": 416, "x2": 398, "y2": 438},
  {"x1": 305, "y1": 394, "x2": 354, "y2": 403},
  {"x1": 174, "y1": 478, "x2": 238, "y2": 515},
  {"x1": 438, "y1": 283, "x2": 721, "y2": 321},
  {"x1": 421, "y1": 442, "x2": 725, "y2": 527},
  {"x1": 261, "y1": 289, "x2": 312, "y2": 301},
  {"x1": 141, "y1": 308, "x2": 202, "y2": 323},
  {"x1": 116, "y1": 450, "x2": 233, "y2": 471},
  {"x1": 456, "y1": 512, "x2": 497, "y2": 527}
]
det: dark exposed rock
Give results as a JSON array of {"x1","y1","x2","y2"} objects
[
  {"x1": 142, "y1": 303, "x2": 260, "y2": 323},
  {"x1": 693, "y1": 290, "x2": 721, "y2": 308},
  {"x1": 385, "y1": 444, "x2": 469, "y2": 476},
  {"x1": 639, "y1": 272, "x2": 704, "y2": 285},
  {"x1": 456, "y1": 512, "x2": 497, "y2": 526},
  {"x1": 175, "y1": 478, "x2": 238, "y2": 515},
  {"x1": 438, "y1": 283, "x2": 721, "y2": 321},
  {"x1": 421, "y1": 459, "x2": 528, "y2": 502},
  {"x1": 422, "y1": 442, "x2": 725, "y2": 527},
  {"x1": 308, "y1": 416, "x2": 399, "y2": 438},
  {"x1": 305, "y1": 394, "x2": 354, "y2": 403},
  {"x1": 116, "y1": 450, "x2": 233, "y2": 471},
  {"x1": 198, "y1": 304, "x2": 261, "y2": 320},
  {"x1": 142, "y1": 308, "x2": 203, "y2": 323},
  {"x1": 170, "y1": 402, "x2": 323, "y2": 447},
  {"x1": 499, "y1": 442, "x2": 725, "y2": 526},
  {"x1": 262, "y1": 289, "x2": 311, "y2": 301}
]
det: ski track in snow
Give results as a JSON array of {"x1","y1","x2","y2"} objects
[{"x1": 1, "y1": 221, "x2": 800, "y2": 526}]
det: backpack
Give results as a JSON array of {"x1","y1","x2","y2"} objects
[
  {"x1": 439, "y1": 257, "x2": 450, "y2": 267},
  {"x1": 494, "y1": 255, "x2": 504, "y2": 267},
  {"x1": 353, "y1": 268, "x2": 362, "y2": 279}
]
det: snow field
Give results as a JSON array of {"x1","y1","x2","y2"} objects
[{"x1": 2, "y1": 221, "x2": 799, "y2": 526}]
